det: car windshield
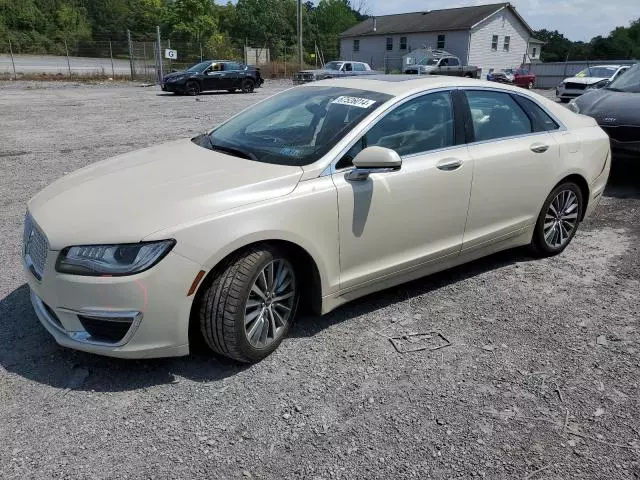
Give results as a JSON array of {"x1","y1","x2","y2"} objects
[
  {"x1": 575, "y1": 67, "x2": 617, "y2": 78},
  {"x1": 606, "y1": 63, "x2": 640, "y2": 93},
  {"x1": 419, "y1": 58, "x2": 439, "y2": 66},
  {"x1": 324, "y1": 62, "x2": 343, "y2": 70},
  {"x1": 203, "y1": 86, "x2": 392, "y2": 166},
  {"x1": 187, "y1": 61, "x2": 212, "y2": 72}
]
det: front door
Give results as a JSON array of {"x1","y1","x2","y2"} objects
[
  {"x1": 461, "y1": 89, "x2": 563, "y2": 251},
  {"x1": 331, "y1": 91, "x2": 474, "y2": 292},
  {"x1": 202, "y1": 63, "x2": 223, "y2": 90}
]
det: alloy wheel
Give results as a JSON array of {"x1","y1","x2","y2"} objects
[
  {"x1": 244, "y1": 259, "x2": 296, "y2": 348},
  {"x1": 543, "y1": 190, "x2": 579, "y2": 249}
]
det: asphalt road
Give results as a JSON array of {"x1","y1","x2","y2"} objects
[
  {"x1": 0, "y1": 81, "x2": 639, "y2": 479},
  {"x1": 0, "y1": 54, "x2": 133, "y2": 76}
]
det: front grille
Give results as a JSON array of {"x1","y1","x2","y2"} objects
[
  {"x1": 77, "y1": 315, "x2": 134, "y2": 343},
  {"x1": 564, "y1": 82, "x2": 587, "y2": 90},
  {"x1": 23, "y1": 213, "x2": 49, "y2": 280},
  {"x1": 600, "y1": 125, "x2": 640, "y2": 143}
]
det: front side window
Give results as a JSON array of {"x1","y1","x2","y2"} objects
[
  {"x1": 504, "y1": 36, "x2": 510, "y2": 51},
  {"x1": 386, "y1": 37, "x2": 393, "y2": 51},
  {"x1": 343, "y1": 63, "x2": 353, "y2": 71},
  {"x1": 338, "y1": 91, "x2": 454, "y2": 168},
  {"x1": 465, "y1": 90, "x2": 532, "y2": 141},
  {"x1": 400, "y1": 37, "x2": 407, "y2": 50},
  {"x1": 491, "y1": 35, "x2": 499, "y2": 51},
  {"x1": 206, "y1": 87, "x2": 392, "y2": 166},
  {"x1": 353, "y1": 39, "x2": 359, "y2": 52},
  {"x1": 437, "y1": 34, "x2": 446, "y2": 49}
]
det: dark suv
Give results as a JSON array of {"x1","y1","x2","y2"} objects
[{"x1": 161, "y1": 60, "x2": 263, "y2": 95}]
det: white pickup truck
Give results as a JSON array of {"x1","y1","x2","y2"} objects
[
  {"x1": 404, "y1": 52, "x2": 480, "y2": 78},
  {"x1": 294, "y1": 61, "x2": 381, "y2": 84}
]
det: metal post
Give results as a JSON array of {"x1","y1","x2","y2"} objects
[
  {"x1": 297, "y1": 0, "x2": 303, "y2": 69},
  {"x1": 109, "y1": 40, "x2": 115, "y2": 78},
  {"x1": 284, "y1": 45, "x2": 287, "y2": 79},
  {"x1": 167, "y1": 39, "x2": 172, "y2": 72},
  {"x1": 64, "y1": 39, "x2": 72, "y2": 77},
  {"x1": 127, "y1": 29, "x2": 134, "y2": 80},
  {"x1": 156, "y1": 25, "x2": 163, "y2": 83},
  {"x1": 199, "y1": 41, "x2": 203, "y2": 62},
  {"x1": 143, "y1": 42, "x2": 147, "y2": 80},
  {"x1": 8, "y1": 39, "x2": 17, "y2": 80}
]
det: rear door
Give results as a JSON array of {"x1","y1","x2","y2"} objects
[{"x1": 461, "y1": 89, "x2": 563, "y2": 251}]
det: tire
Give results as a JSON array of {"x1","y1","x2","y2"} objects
[
  {"x1": 199, "y1": 246, "x2": 299, "y2": 363},
  {"x1": 560, "y1": 98, "x2": 570, "y2": 103},
  {"x1": 530, "y1": 182, "x2": 583, "y2": 257},
  {"x1": 464, "y1": 73, "x2": 473, "y2": 78},
  {"x1": 528, "y1": 81, "x2": 534, "y2": 89},
  {"x1": 227, "y1": 88, "x2": 237, "y2": 93},
  {"x1": 185, "y1": 81, "x2": 200, "y2": 96},
  {"x1": 241, "y1": 79, "x2": 255, "y2": 93}
]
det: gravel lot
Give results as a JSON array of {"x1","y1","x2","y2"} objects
[{"x1": 1, "y1": 80, "x2": 639, "y2": 480}]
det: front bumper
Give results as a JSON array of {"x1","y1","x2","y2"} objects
[
  {"x1": 25, "y1": 249, "x2": 201, "y2": 359},
  {"x1": 556, "y1": 87, "x2": 588, "y2": 99},
  {"x1": 293, "y1": 76, "x2": 315, "y2": 85},
  {"x1": 161, "y1": 83, "x2": 182, "y2": 92}
]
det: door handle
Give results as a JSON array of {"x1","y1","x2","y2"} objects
[
  {"x1": 530, "y1": 143, "x2": 549, "y2": 153},
  {"x1": 436, "y1": 158, "x2": 463, "y2": 171}
]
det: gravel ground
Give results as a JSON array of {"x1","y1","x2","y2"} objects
[{"x1": 1, "y1": 81, "x2": 639, "y2": 480}]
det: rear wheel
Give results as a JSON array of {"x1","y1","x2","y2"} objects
[
  {"x1": 530, "y1": 182, "x2": 583, "y2": 256},
  {"x1": 528, "y1": 81, "x2": 534, "y2": 89},
  {"x1": 464, "y1": 73, "x2": 473, "y2": 78},
  {"x1": 241, "y1": 79, "x2": 255, "y2": 93},
  {"x1": 199, "y1": 246, "x2": 299, "y2": 363},
  {"x1": 185, "y1": 81, "x2": 200, "y2": 96}
]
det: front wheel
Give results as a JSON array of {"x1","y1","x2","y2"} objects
[
  {"x1": 199, "y1": 246, "x2": 299, "y2": 363},
  {"x1": 184, "y1": 81, "x2": 200, "y2": 96},
  {"x1": 528, "y1": 81, "x2": 534, "y2": 89},
  {"x1": 530, "y1": 182, "x2": 583, "y2": 256}
]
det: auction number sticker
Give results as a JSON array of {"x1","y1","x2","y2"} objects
[{"x1": 331, "y1": 96, "x2": 376, "y2": 108}]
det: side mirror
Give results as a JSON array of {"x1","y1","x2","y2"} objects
[{"x1": 346, "y1": 147, "x2": 402, "y2": 181}]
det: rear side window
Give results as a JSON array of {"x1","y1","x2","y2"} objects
[
  {"x1": 465, "y1": 90, "x2": 532, "y2": 141},
  {"x1": 514, "y1": 96, "x2": 559, "y2": 132},
  {"x1": 449, "y1": 57, "x2": 459, "y2": 66}
]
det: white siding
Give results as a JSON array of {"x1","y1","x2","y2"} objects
[
  {"x1": 340, "y1": 30, "x2": 470, "y2": 72},
  {"x1": 468, "y1": 8, "x2": 536, "y2": 78}
]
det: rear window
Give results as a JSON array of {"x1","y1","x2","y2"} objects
[{"x1": 514, "y1": 96, "x2": 560, "y2": 132}]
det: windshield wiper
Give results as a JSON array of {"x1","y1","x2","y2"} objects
[{"x1": 209, "y1": 142, "x2": 258, "y2": 161}]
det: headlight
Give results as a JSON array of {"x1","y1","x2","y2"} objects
[
  {"x1": 567, "y1": 100, "x2": 581, "y2": 114},
  {"x1": 56, "y1": 240, "x2": 175, "y2": 276}
]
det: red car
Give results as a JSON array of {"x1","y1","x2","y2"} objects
[{"x1": 513, "y1": 69, "x2": 536, "y2": 89}]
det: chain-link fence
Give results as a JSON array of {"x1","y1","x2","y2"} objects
[{"x1": 0, "y1": 31, "x2": 339, "y2": 81}]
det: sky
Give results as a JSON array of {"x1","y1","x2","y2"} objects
[{"x1": 358, "y1": 0, "x2": 639, "y2": 41}]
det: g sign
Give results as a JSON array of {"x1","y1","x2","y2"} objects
[{"x1": 164, "y1": 49, "x2": 178, "y2": 60}]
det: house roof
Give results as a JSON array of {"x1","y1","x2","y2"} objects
[{"x1": 340, "y1": 3, "x2": 536, "y2": 38}]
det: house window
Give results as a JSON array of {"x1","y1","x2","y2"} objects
[
  {"x1": 437, "y1": 34, "x2": 445, "y2": 49},
  {"x1": 386, "y1": 37, "x2": 393, "y2": 51},
  {"x1": 503, "y1": 36, "x2": 510, "y2": 51},
  {"x1": 532, "y1": 47, "x2": 537, "y2": 58},
  {"x1": 353, "y1": 39, "x2": 359, "y2": 52},
  {"x1": 400, "y1": 37, "x2": 407, "y2": 50},
  {"x1": 491, "y1": 35, "x2": 498, "y2": 51}
]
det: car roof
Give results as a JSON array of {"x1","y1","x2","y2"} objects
[{"x1": 300, "y1": 75, "x2": 521, "y2": 96}]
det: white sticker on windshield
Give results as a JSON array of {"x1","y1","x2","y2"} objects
[{"x1": 331, "y1": 96, "x2": 376, "y2": 108}]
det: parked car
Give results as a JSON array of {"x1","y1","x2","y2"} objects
[
  {"x1": 404, "y1": 53, "x2": 480, "y2": 78},
  {"x1": 161, "y1": 60, "x2": 263, "y2": 95},
  {"x1": 569, "y1": 62, "x2": 640, "y2": 160},
  {"x1": 487, "y1": 68, "x2": 535, "y2": 89},
  {"x1": 24, "y1": 76, "x2": 610, "y2": 363},
  {"x1": 556, "y1": 65, "x2": 630, "y2": 102},
  {"x1": 513, "y1": 69, "x2": 536, "y2": 89},
  {"x1": 293, "y1": 61, "x2": 380, "y2": 84}
]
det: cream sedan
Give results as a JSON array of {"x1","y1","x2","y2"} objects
[{"x1": 24, "y1": 76, "x2": 610, "y2": 363}]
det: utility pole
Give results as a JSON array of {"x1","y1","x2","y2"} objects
[
  {"x1": 156, "y1": 25, "x2": 163, "y2": 83},
  {"x1": 297, "y1": 0, "x2": 303, "y2": 70},
  {"x1": 127, "y1": 29, "x2": 134, "y2": 80},
  {"x1": 8, "y1": 39, "x2": 17, "y2": 80}
]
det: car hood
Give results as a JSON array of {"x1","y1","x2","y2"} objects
[
  {"x1": 28, "y1": 138, "x2": 303, "y2": 249},
  {"x1": 575, "y1": 89, "x2": 640, "y2": 125},
  {"x1": 163, "y1": 70, "x2": 192, "y2": 81},
  {"x1": 563, "y1": 76, "x2": 607, "y2": 85}
]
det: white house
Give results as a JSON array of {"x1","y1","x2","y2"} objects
[{"x1": 339, "y1": 2, "x2": 543, "y2": 77}]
